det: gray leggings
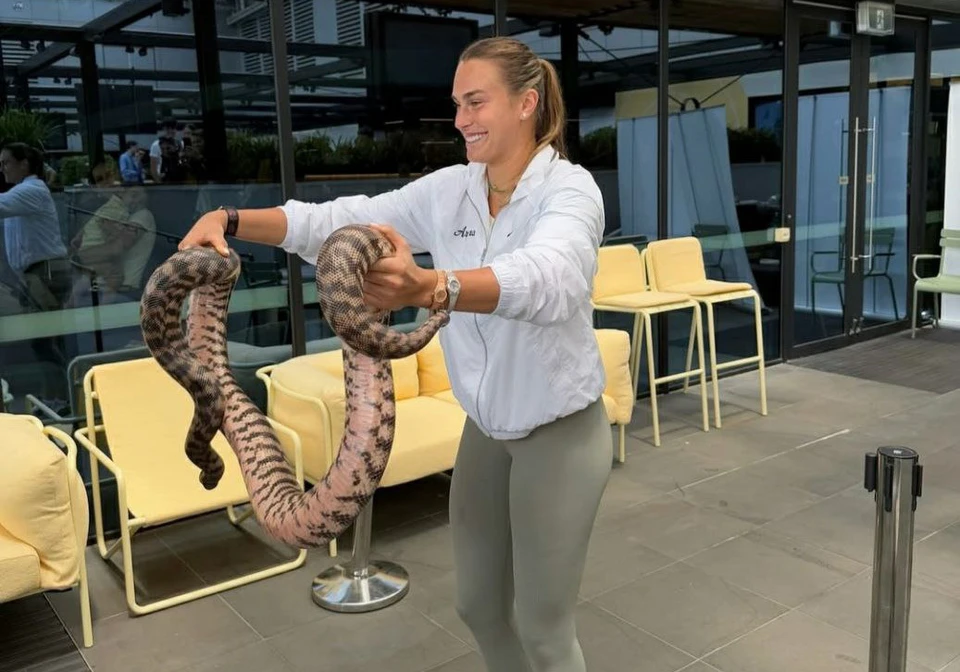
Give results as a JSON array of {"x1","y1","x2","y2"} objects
[{"x1": 449, "y1": 398, "x2": 612, "y2": 672}]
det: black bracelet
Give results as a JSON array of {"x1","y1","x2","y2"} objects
[{"x1": 219, "y1": 205, "x2": 239, "y2": 237}]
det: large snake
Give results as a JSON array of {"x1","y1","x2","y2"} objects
[{"x1": 139, "y1": 224, "x2": 450, "y2": 548}]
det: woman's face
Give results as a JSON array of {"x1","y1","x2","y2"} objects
[{"x1": 452, "y1": 58, "x2": 537, "y2": 165}]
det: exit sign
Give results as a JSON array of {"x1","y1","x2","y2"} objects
[{"x1": 857, "y1": 1, "x2": 895, "y2": 36}]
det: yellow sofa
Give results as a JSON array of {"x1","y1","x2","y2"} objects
[
  {"x1": 0, "y1": 413, "x2": 92, "y2": 648},
  {"x1": 256, "y1": 326, "x2": 635, "y2": 507}
]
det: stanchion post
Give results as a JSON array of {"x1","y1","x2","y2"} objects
[
  {"x1": 310, "y1": 498, "x2": 410, "y2": 613},
  {"x1": 864, "y1": 446, "x2": 923, "y2": 672}
]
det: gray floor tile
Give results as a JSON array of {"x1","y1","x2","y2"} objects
[
  {"x1": 423, "y1": 651, "x2": 487, "y2": 672},
  {"x1": 266, "y1": 602, "x2": 470, "y2": 672},
  {"x1": 577, "y1": 523, "x2": 677, "y2": 599},
  {"x1": 591, "y1": 562, "x2": 787, "y2": 658},
  {"x1": 595, "y1": 493, "x2": 755, "y2": 560},
  {"x1": 47, "y1": 532, "x2": 216, "y2": 642},
  {"x1": 577, "y1": 601, "x2": 696, "y2": 672},
  {"x1": 684, "y1": 529, "x2": 867, "y2": 608},
  {"x1": 764, "y1": 488, "x2": 879, "y2": 565},
  {"x1": 156, "y1": 511, "x2": 304, "y2": 586},
  {"x1": 594, "y1": 463, "x2": 667, "y2": 521},
  {"x1": 704, "y1": 609, "x2": 933, "y2": 672},
  {"x1": 169, "y1": 641, "x2": 295, "y2": 672},
  {"x1": 217, "y1": 549, "x2": 338, "y2": 639},
  {"x1": 372, "y1": 516, "x2": 477, "y2": 648},
  {"x1": 915, "y1": 523, "x2": 960, "y2": 593},
  {"x1": 740, "y1": 438, "x2": 866, "y2": 498},
  {"x1": 798, "y1": 570, "x2": 960, "y2": 671},
  {"x1": 674, "y1": 467, "x2": 823, "y2": 527},
  {"x1": 77, "y1": 595, "x2": 261, "y2": 672}
]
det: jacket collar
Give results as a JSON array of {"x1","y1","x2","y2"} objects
[{"x1": 466, "y1": 144, "x2": 559, "y2": 216}]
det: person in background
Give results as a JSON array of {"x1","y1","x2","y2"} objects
[
  {"x1": 0, "y1": 142, "x2": 67, "y2": 310},
  {"x1": 120, "y1": 140, "x2": 144, "y2": 184},
  {"x1": 149, "y1": 118, "x2": 180, "y2": 182}
]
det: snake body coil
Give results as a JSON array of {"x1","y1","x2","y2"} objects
[{"x1": 139, "y1": 224, "x2": 449, "y2": 548}]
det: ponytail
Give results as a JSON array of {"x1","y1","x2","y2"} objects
[
  {"x1": 459, "y1": 37, "x2": 568, "y2": 159},
  {"x1": 536, "y1": 58, "x2": 567, "y2": 159}
]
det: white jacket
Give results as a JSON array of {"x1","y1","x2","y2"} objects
[{"x1": 279, "y1": 145, "x2": 606, "y2": 440}]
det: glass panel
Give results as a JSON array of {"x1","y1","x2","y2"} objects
[
  {"x1": 522, "y1": 12, "x2": 659, "y2": 398},
  {"x1": 860, "y1": 22, "x2": 917, "y2": 329},
  {"x1": 792, "y1": 14, "x2": 853, "y2": 345},
  {"x1": 290, "y1": 0, "x2": 498, "y2": 343},
  {"x1": 666, "y1": 0, "x2": 785, "y2": 383},
  {"x1": 0, "y1": 2, "x2": 287, "y2": 487}
]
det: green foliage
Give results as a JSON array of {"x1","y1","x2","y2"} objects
[{"x1": 0, "y1": 107, "x2": 61, "y2": 150}]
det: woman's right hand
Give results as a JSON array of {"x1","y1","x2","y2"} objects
[{"x1": 179, "y1": 210, "x2": 230, "y2": 256}]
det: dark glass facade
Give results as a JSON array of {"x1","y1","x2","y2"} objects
[{"x1": 0, "y1": 0, "x2": 957, "y2": 493}]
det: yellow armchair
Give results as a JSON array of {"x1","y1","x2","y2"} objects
[
  {"x1": 73, "y1": 357, "x2": 307, "y2": 617},
  {"x1": 0, "y1": 413, "x2": 92, "y2": 648}
]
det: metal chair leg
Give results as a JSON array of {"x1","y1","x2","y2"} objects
[{"x1": 311, "y1": 497, "x2": 409, "y2": 613}]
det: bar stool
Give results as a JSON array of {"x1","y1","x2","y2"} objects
[
  {"x1": 592, "y1": 243, "x2": 709, "y2": 447},
  {"x1": 643, "y1": 236, "x2": 768, "y2": 428}
]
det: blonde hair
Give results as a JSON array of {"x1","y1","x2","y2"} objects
[{"x1": 459, "y1": 37, "x2": 567, "y2": 159}]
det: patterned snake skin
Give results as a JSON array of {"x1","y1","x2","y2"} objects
[{"x1": 139, "y1": 224, "x2": 450, "y2": 548}]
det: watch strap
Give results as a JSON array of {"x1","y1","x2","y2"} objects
[
  {"x1": 430, "y1": 270, "x2": 448, "y2": 311},
  {"x1": 219, "y1": 205, "x2": 239, "y2": 237}
]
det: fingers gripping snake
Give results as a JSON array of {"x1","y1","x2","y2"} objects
[{"x1": 139, "y1": 224, "x2": 450, "y2": 548}]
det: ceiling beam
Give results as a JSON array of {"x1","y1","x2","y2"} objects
[{"x1": 17, "y1": 0, "x2": 162, "y2": 77}]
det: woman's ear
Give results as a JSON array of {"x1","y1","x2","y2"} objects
[{"x1": 520, "y1": 88, "x2": 539, "y2": 121}]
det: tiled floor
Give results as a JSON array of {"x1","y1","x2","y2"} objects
[{"x1": 33, "y1": 331, "x2": 960, "y2": 672}]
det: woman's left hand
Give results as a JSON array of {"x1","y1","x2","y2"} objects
[{"x1": 363, "y1": 224, "x2": 437, "y2": 311}]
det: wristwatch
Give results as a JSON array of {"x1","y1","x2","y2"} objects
[
  {"x1": 446, "y1": 271, "x2": 461, "y2": 311},
  {"x1": 430, "y1": 270, "x2": 461, "y2": 312},
  {"x1": 218, "y1": 205, "x2": 239, "y2": 237}
]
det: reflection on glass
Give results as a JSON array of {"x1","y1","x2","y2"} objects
[
  {"x1": 521, "y1": 14, "x2": 659, "y2": 396},
  {"x1": 793, "y1": 16, "x2": 852, "y2": 345},
  {"x1": 0, "y1": 3, "x2": 293, "y2": 480},
  {"x1": 665, "y1": 9, "x2": 785, "y2": 378},
  {"x1": 861, "y1": 28, "x2": 916, "y2": 328}
]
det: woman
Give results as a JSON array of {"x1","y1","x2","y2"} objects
[{"x1": 180, "y1": 36, "x2": 612, "y2": 672}]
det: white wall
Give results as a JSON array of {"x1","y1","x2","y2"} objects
[{"x1": 937, "y1": 81, "x2": 960, "y2": 329}]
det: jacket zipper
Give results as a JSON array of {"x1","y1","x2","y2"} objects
[{"x1": 468, "y1": 196, "x2": 492, "y2": 435}]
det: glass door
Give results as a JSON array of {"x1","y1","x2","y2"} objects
[{"x1": 786, "y1": 3, "x2": 921, "y2": 356}]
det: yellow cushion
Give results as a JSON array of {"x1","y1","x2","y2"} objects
[
  {"x1": 595, "y1": 329, "x2": 634, "y2": 425},
  {"x1": 0, "y1": 414, "x2": 80, "y2": 589},
  {"x1": 644, "y1": 237, "x2": 707, "y2": 289},
  {"x1": 269, "y1": 369, "x2": 465, "y2": 488},
  {"x1": 380, "y1": 397, "x2": 465, "y2": 488},
  {"x1": 417, "y1": 337, "x2": 451, "y2": 396},
  {"x1": 89, "y1": 359, "x2": 254, "y2": 525},
  {"x1": 595, "y1": 290, "x2": 692, "y2": 309},
  {"x1": 665, "y1": 280, "x2": 753, "y2": 296},
  {"x1": 0, "y1": 525, "x2": 40, "y2": 601},
  {"x1": 594, "y1": 244, "x2": 646, "y2": 301},
  {"x1": 430, "y1": 389, "x2": 460, "y2": 406},
  {"x1": 287, "y1": 348, "x2": 421, "y2": 401}
]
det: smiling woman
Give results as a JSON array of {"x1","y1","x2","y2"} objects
[{"x1": 178, "y1": 35, "x2": 611, "y2": 672}]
